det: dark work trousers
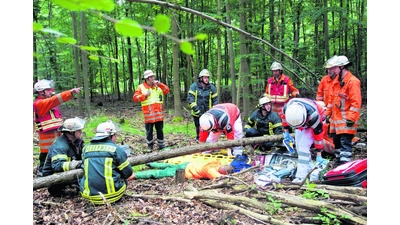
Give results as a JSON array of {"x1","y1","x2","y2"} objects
[
  {"x1": 193, "y1": 116, "x2": 200, "y2": 140},
  {"x1": 332, "y1": 133, "x2": 354, "y2": 163},
  {"x1": 145, "y1": 121, "x2": 164, "y2": 149}
]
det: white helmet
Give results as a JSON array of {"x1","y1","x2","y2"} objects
[
  {"x1": 199, "y1": 113, "x2": 216, "y2": 132},
  {"x1": 198, "y1": 69, "x2": 211, "y2": 78},
  {"x1": 285, "y1": 102, "x2": 307, "y2": 128},
  {"x1": 270, "y1": 61, "x2": 283, "y2": 70},
  {"x1": 324, "y1": 55, "x2": 350, "y2": 68},
  {"x1": 92, "y1": 120, "x2": 121, "y2": 140},
  {"x1": 58, "y1": 117, "x2": 86, "y2": 132},
  {"x1": 259, "y1": 97, "x2": 271, "y2": 105},
  {"x1": 323, "y1": 55, "x2": 338, "y2": 68},
  {"x1": 34, "y1": 79, "x2": 54, "y2": 93},
  {"x1": 143, "y1": 70, "x2": 155, "y2": 79}
]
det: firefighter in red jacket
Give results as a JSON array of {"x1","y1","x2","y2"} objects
[
  {"x1": 265, "y1": 61, "x2": 300, "y2": 118},
  {"x1": 33, "y1": 79, "x2": 81, "y2": 176},
  {"x1": 325, "y1": 55, "x2": 362, "y2": 167},
  {"x1": 199, "y1": 103, "x2": 244, "y2": 156},
  {"x1": 133, "y1": 70, "x2": 170, "y2": 150}
]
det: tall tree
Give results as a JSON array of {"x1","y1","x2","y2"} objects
[
  {"x1": 226, "y1": 0, "x2": 236, "y2": 104},
  {"x1": 172, "y1": 15, "x2": 183, "y2": 118},
  {"x1": 80, "y1": 12, "x2": 91, "y2": 117},
  {"x1": 71, "y1": 12, "x2": 83, "y2": 116}
]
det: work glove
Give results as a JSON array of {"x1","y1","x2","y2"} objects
[
  {"x1": 69, "y1": 160, "x2": 82, "y2": 170},
  {"x1": 346, "y1": 120, "x2": 355, "y2": 127},
  {"x1": 192, "y1": 105, "x2": 201, "y2": 117},
  {"x1": 325, "y1": 116, "x2": 330, "y2": 124},
  {"x1": 283, "y1": 131, "x2": 294, "y2": 142},
  {"x1": 316, "y1": 155, "x2": 324, "y2": 163}
]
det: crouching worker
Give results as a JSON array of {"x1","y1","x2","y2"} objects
[
  {"x1": 41, "y1": 117, "x2": 86, "y2": 197},
  {"x1": 80, "y1": 120, "x2": 134, "y2": 205},
  {"x1": 131, "y1": 160, "x2": 234, "y2": 180},
  {"x1": 243, "y1": 96, "x2": 283, "y2": 151}
]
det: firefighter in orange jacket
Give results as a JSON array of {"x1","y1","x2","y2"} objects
[
  {"x1": 316, "y1": 56, "x2": 339, "y2": 104},
  {"x1": 33, "y1": 79, "x2": 81, "y2": 176},
  {"x1": 133, "y1": 70, "x2": 170, "y2": 150},
  {"x1": 325, "y1": 55, "x2": 362, "y2": 166},
  {"x1": 264, "y1": 61, "x2": 300, "y2": 118}
]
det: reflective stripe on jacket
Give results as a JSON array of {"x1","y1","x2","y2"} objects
[
  {"x1": 33, "y1": 90, "x2": 74, "y2": 133},
  {"x1": 41, "y1": 134, "x2": 84, "y2": 176},
  {"x1": 80, "y1": 140, "x2": 133, "y2": 205},
  {"x1": 326, "y1": 71, "x2": 362, "y2": 135},
  {"x1": 244, "y1": 109, "x2": 283, "y2": 135},
  {"x1": 282, "y1": 98, "x2": 325, "y2": 149},
  {"x1": 208, "y1": 103, "x2": 241, "y2": 140},
  {"x1": 132, "y1": 82, "x2": 170, "y2": 123},
  {"x1": 265, "y1": 74, "x2": 299, "y2": 104},
  {"x1": 187, "y1": 81, "x2": 218, "y2": 116}
]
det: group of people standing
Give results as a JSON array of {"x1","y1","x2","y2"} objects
[{"x1": 33, "y1": 54, "x2": 361, "y2": 203}]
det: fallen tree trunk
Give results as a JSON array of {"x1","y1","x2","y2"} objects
[{"x1": 33, "y1": 134, "x2": 288, "y2": 190}]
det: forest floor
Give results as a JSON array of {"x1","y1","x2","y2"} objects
[{"x1": 32, "y1": 100, "x2": 368, "y2": 225}]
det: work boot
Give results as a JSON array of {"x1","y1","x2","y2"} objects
[{"x1": 147, "y1": 144, "x2": 154, "y2": 150}]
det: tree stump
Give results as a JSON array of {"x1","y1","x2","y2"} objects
[{"x1": 175, "y1": 169, "x2": 185, "y2": 184}]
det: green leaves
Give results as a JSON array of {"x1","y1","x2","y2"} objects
[
  {"x1": 52, "y1": 0, "x2": 115, "y2": 12},
  {"x1": 180, "y1": 41, "x2": 195, "y2": 55},
  {"x1": 57, "y1": 37, "x2": 77, "y2": 44},
  {"x1": 33, "y1": 22, "x2": 43, "y2": 32},
  {"x1": 80, "y1": 46, "x2": 100, "y2": 51},
  {"x1": 114, "y1": 19, "x2": 144, "y2": 38},
  {"x1": 195, "y1": 33, "x2": 208, "y2": 40},
  {"x1": 153, "y1": 14, "x2": 170, "y2": 34}
]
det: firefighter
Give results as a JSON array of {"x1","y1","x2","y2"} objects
[
  {"x1": 282, "y1": 98, "x2": 326, "y2": 184},
  {"x1": 243, "y1": 96, "x2": 283, "y2": 151},
  {"x1": 133, "y1": 70, "x2": 170, "y2": 150},
  {"x1": 187, "y1": 69, "x2": 218, "y2": 143},
  {"x1": 41, "y1": 117, "x2": 85, "y2": 196},
  {"x1": 80, "y1": 120, "x2": 134, "y2": 205},
  {"x1": 199, "y1": 103, "x2": 244, "y2": 156},
  {"x1": 325, "y1": 55, "x2": 362, "y2": 167},
  {"x1": 264, "y1": 61, "x2": 300, "y2": 118},
  {"x1": 33, "y1": 79, "x2": 81, "y2": 176}
]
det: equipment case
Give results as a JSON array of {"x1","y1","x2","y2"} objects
[{"x1": 322, "y1": 159, "x2": 367, "y2": 188}]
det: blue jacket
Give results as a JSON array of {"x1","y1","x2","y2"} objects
[
  {"x1": 41, "y1": 134, "x2": 84, "y2": 176},
  {"x1": 80, "y1": 139, "x2": 133, "y2": 204}
]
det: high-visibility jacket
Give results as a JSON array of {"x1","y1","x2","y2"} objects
[
  {"x1": 33, "y1": 90, "x2": 75, "y2": 153},
  {"x1": 187, "y1": 81, "x2": 218, "y2": 117},
  {"x1": 33, "y1": 90, "x2": 74, "y2": 133},
  {"x1": 265, "y1": 74, "x2": 299, "y2": 105},
  {"x1": 80, "y1": 139, "x2": 133, "y2": 205},
  {"x1": 326, "y1": 71, "x2": 362, "y2": 135},
  {"x1": 185, "y1": 160, "x2": 224, "y2": 180},
  {"x1": 321, "y1": 123, "x2": 335, "y2": 154},
  {"x1": 132, "y1": 82, "x2": 170, "y2": 124},
  {"x1": 281, "y1": 98, "x2": 325, "y2": 149},
  {"x1": 316, "y1": 74, "x2": 335, "y2": 104}
]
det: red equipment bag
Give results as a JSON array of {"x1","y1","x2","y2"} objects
[{"x1": 322, "y1": 158, "x2": 367, "y2": 188}]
